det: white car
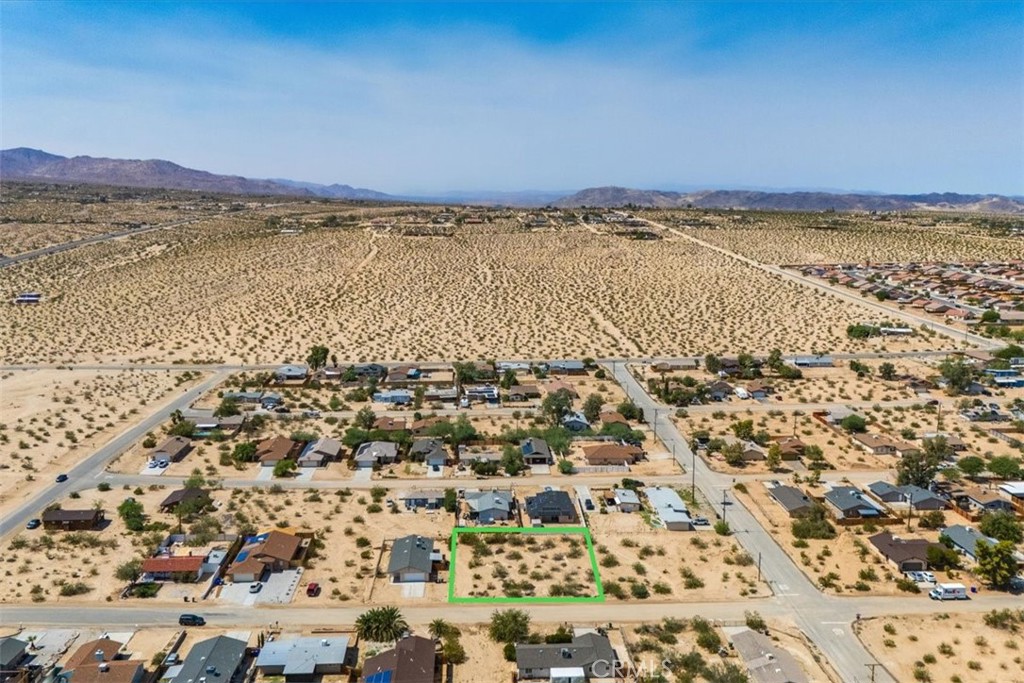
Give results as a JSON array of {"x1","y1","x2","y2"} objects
[
  {"x1": 920, "y1": 571, "x2": 936, "y2": 583},
  {"x1": 248, "y1": 582, "x2": 263, "y2": 594}
]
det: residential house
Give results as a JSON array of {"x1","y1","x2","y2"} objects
[
  {"x1": 0, "y1": 638, "x2": 27, "y2": 683},
  {"x1": 410, "y1": 416, "x2": 447, "y2": 436},
  {"x1": 227, "y1": 530, "x2": 308, "y2": 582},
  {"x1": 151, "y1": 436, "x2": 191, "y2": 463},
  {"x1": 726, "y1": 628, "x2": 809, "y2": 683},
  {"x1": 546, "y1": 360, "x2": 587, "y2": 375},
  {"x1": 942, "y1": 525, "x2": 1000, "y2": 562},
  {"x1": 275, "y1": 365, "x2": 309, "y2": 381},
  {"x1": 706, "y1": 380, "x2": 734, "y2": 402},
  {"x1": 561, "y1": 412, "x2": 591, "y2": 432},
  {"x1": 868, "y1": 531, "x2": 939, "y2": 572},
  {"x1": 354, "y1": 363, "x2": 387, "y2": 379},
  {"x1": 373, "y1": 389, "x2": 413, "y2": 405},
  {"x1": 399, "y1": 489, "x2": 446, "y2": 511},
  {"x1": 458, "y1": 446, "x2": 502, "y2": 467},
  {"x1": 581, "y1": 444, "x2": 644, "y2": 466},
  {"x1": 464, "y1": 385, "x2": 499, "y2": 403},
  {"x1": 168, "y1": 636, "x2": 247, "y2": 683},
  {"x1": 791, "y1": 355, "x2": 834, "y2": 368},
  {"x1": 521, "y1": 438, "x2": 553, "y2": 465},
  {"x1": 599, "y1": 410, "x2": 629, "y2": 427},
  {"x1": 354, "y1": 441, "x2": 399, "y2": 468},
  {"x1": 612, "y1": 488, "x2": 642, "y2": 512},
  {"x1": 41, "y1": 508, "x2": 104, "y2": 531},
  {"x1": 507, "y1": 384, "x2": 542, "y2": 402},
  {"x1": 768, "y1": 485, "x2": 814, "y2": 518},
  {"x1": 772, "y1": 436, "x2": 806, "y2": 460},
  {"x1": 409, "y1": 439, "x2": 448, "y2": 467},
  {"x1": 746, "y1": 379, "x2": 774, "y2": 399},
  {"x1": 255, "y1": 637, "x2": 353, "y2": 681},
  {"x1": 387, "y1": 535, "x2": 443, "y2": 583},
  {"x1": 158, "y1": 488, "x2": 210, "y2": 513},
  {"x1": 140, "y1": 555, "x2": 206, "y2": 583},
  {"x1": 184, "y1": 411, "x2": 244, "y2": 439},
  {"x1": 867, "y1": 482, "x2": 947, "y2": 511},
  {"x1": 386, "y1": 365, "x2": 422, "y2": 383},
  {"x1": 496, "y1": 361, "x2": 532, "y2": 373},
  {"x1": 256, "y1": 436, "x2": 302, "y2": 467},
  {"x1": 646, "y1": 487, "x2": 692, "y2": 531},
  {"x1": 222, "y1": 391, "x2": 263, "y2": 405},
  {"x1": 920, "y1": 432, "x2": 967, "y2": 452},
  {"x1": 652, "y1": 359, "x2": 699, "y2": 372},
  {"x1": 542, "y1": 379, "x2": 578, "y2": 399},
  {"x1": 851, "y1": 433, "x2": 900, "y2": 456},
  {"x1": 515, "y1": 632, "x2": 617, "y2": 681},
  {"x1": 998, "y1": 481, "x2": 1024, "y2": 515},
  {"x1": 297, "y1": 437, "x2": 341, "y2": 468},
  {"x1": 823, "y1": 486, "x2": 885, "y2": 520},
  {"x1": 372, "y1": 416, "x2": 408, "y2": 434},
  {"x1": 63, "y1": 638, "x2": 143, "y2": 683},
  {"x1": 360, "y1": 635, "x2": 437, "y2": 683},
  {"x1": 721, "y1": 435, "x2": 766, "y2": 461},
  {"x1": 954, "y1": 487, "x2": 1015, "y2": 514},
  {"x1": 463, "y1": 490, "x2": 514, "y2": 523},
  {"x1": 524, "y1": 490, "x2": 578, "y2": 524}
]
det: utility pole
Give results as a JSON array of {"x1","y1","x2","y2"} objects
[
  {"x1": 757, "y1": 551, "x2": 762, "y2": 582},
  {"x1": 722, "y1": 489, "x2": 728, "y2": 525},
  {"x1": 865, "y1": 663, "x2": 881, "y2": 682},
  {"x1": 691, "y1": 447, "x2": 696, "y2": 498}
]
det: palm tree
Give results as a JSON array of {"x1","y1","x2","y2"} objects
[
  {"x1": 428, "y1": 618, "x2": 451, "y2": 640},
  {"x1": 355, "y1": 606, "x2": 408, "y2": 643}
]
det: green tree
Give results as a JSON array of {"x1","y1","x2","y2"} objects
[
  {"x1": 355, "y1": 406, "x2": 377, "y2": 430},
  {"x1": 722, "y1": 442, "x2": 745, "y2": 467},
  {"x1": 342, "y1": 427, "x2": 370, "y2": 449},
  {"x1": 499, "y1": 369, "x2": 519, "y2": 390},
  {"x1": 617, "y1": 400, "x2": 642, "y2": 421},
  {"x1": 896, "y1": 437, "x2": 946, "y2": 488},
  {"x1": 974, "y1": 540, "x2": 1018, "y2": 589},
  {"x1": 557, "y1": 459, "x2": 574, "y2": 475},
  {"x1": 987, "y1": 456, "x2": 1022, "y2": 480},
  {"x1": 450, "y1": 414, "x2": 478, "y2": 446},
  {"x1": 981, "y1": 309, "x2": 1001, "y2": 324},
  {"x1": 765, "y1": 443, "x2": 782, "y2": 471},
  {"x1": 582, "y1": 394, "x2": 605, "y2": 424},
  {"x1": 443, "y1": 488, "x2": 458, "y2": 513},
  {"x1": 541, "y1": 389, "x2": 573, "y2": 426},
  {"x1": 980, "y1": 511, "x2": 1023, "y2": 544},
  {"x1": 168, "y1": 421, "x2": 196, "y2": 438},
  {"x1": 429, "y1": 618, "x2": 455, "y2": 640},
  {"x1": 232, "y1": 442, "x2": 256, "y2": 463},
  {"x1": 730, "y1": 420, "x2": 755, "y2": 441},
  {"x1": 879, "y1": 362, "x2": 897, "y2": 381},
  {"x1": 501, "y1": 444, "x2": 525, "y2": 476},
  {"x1": 957, "y1": 455, "x2": 986, "y2": 478},
  {"x1": 183, "y1": 468, "x2": 207, "y2": 490},
  {"x1": 214, "y1": 397, "x2": 240, "y2": 418},
  {"x1": 926, "y1": 544, "x2": 961, "y2": 571},
  {"x1": 115, "y1": 558, "x2": 143, "y2": 582},
  {"x1": 355, "y1": 606, "x2": 409, "y2": 643},
  {"x1": 306, "y1": 345, "x2": 329, "y2": 371},
  {"x1": 704, "y1": 354, "x2": 722, "y2": 374},
  {"x1": 273, "y1": 459, "x2": 297, "y2": 478},
  {"x1": 488, "y1": 608, "x2": 531, "y2": 643},
  {"x1": 840, "y1": 414, "x2": 867, "y2": 433},
  {"x1": 117, "y1": 498, "x2": 146, "y2": 532},
  {"x1": 938, "y1": 356, "x2": 974, "y2": 395},
  {"x1": 766, "y1": 348, "x2": 784, "y2": 373},
  {"x1": 792, "y1": 504, "x2": 836, "y2": 540}
]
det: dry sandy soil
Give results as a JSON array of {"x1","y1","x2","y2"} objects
[
  {"x1": 452, "y1": 531, "x2": 599, "y2": 599},
  {"x1": 0, "y1": 368, "x2": 204, "y2": 512},
  {"x1": 857, "y1": 612, "x2": 1024, "y2": 683},
  {"x1": 643, "y1": 210, "x2": 1024, "y2": 265},
  {"x1": 0, "y1": 212, "x2": 957, "y2": 365}
]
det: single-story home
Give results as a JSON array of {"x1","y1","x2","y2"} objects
[
  {"x1": 791, "y1": 355, "x2": 834, "y2": 368},
  {"x1": 227, "y1": 530, "x2": 309, "y2": 582},
  {"x1": 275, "y1": 364, "x2": 309, "y2": 381},
  {"x1": 256, "y1": 436, "x2": 303, "y2": 466},
  {"x1": 464, "y1": 385, "x2": 499, "y2": 403},
  {"x1": 140, "y1": 554, "x2": 206, "y2": 583},
  {"x1": 582, "y1": 443, "x2": 644, "y2": 466},
  {"x1": 168, "y1": 636, "x2": 247, "y2": 683},
  {"x1": 525, "y1": 490, "x2": 578, "y2": 525},
  {"x1": 721, "y1": 435, "x2": 766, "y2": 461},
  {"x1": 372, "y1": 416, "x2": 407, "y2": 433},
  {"x1": 941, "y1": 524, "x2": 1000, "y2": 563},
  {"x1": 507, "y1": 384, "x2": 542, "y2": 402},
  {"x1": 373, "y1": 389, "x2": 413, "y2": 405},
  {"x1": 542, "y1": 379, "x2": 578, "y2": 399},
  {"x1": 867, "y1": 482, "x2": 947, "y2": 511},
  {"x1": 42, "y1": 508, "x2": 104, "y2": 531},
  {"x1": 388, "y1": 535, "x2": 443, "y2": 583},
  {"x1": 360, "y1": 635, "x2": 437, "y2": 683},
  {"x1": 561, "y1": 411, "x2": 591, "y2": 432},
  {"x1": 64, "y1": 638, "x2": 143, "y2": 683},
  {"x1": 823, "y1": 486, "x2": 885, "y2": 520},
  {"x1": 612, "y1": 488, "x2": 642, "y2": 512},
  {"x1": 599, "y1": 410, "x2": 629, "y2": 427},
  {"x1": 151, "y1": 436, "x2": 191, "y2": 463},
  {"x1": 256, "y1": 636, "x2": 354, "y2": 681},
  {"x1": 409, "y1": 439, "x2": 448, "y2": 467},
  {"x1": 546, "y1": 360, "x2": 587, "y2": 375},
  {"x1": 515, "y1": 631, "x2": 617, "y2": 681},
  {"x1": 297, "y1": 437, "x2": 342, "y2": 467},
  {"x1": 769, "y1": 485, "x2": 814, "y2": 518},
  {"x1": 868, "y1": 531, "x2": 939, "y2": 572},
  {"x1": 399, "y1": 489, "x2": 446, "y2": 510},
  {"x1": 851, "y1": 433, "x2": 900, "y2": 456},
  {"x1": 726, "y1": 627, "x2": 809, "y2": 683},
  {"x1": 706, "y1": 380, "x2": 734, "y2": 401},
  {"x1": 954, "y1": 487, "x2": 1015, "y2": 514},
  {"x1": 521, "y1": 438, "x2": 553, "y2": 465},
  {"x1": 0, "y1": 638, "x2": 28, "y2": 681},
  {"x1": 354, "y1": 441, "x2": 400, "y2": 468},
  {"x1": 463, "y1": 490, "x2": 514, "y2": 523},
  {"x1": 158, "y1": 487, "x2": 210, "y2": 513},
  {"x1": 646, "y1": 487, "x2": 692, "y2": 531},
  {"x1": 410, "y1": 416, "x2": 448, "y2": 436},
  {"x1": 746, "y1": 379, "x2": 774, "y2": 399},
  {"x1": 772, "y1": 436, "x2": 806, "y2": 460}
]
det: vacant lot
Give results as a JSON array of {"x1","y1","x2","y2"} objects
[
  {"x1": 451, "y1": 530, "x2": 600, "y2": 600},
  {"x1": 857, "y1": 612, "x2": 1024, "y2": 683},
  {"x1": 0, "y1": 211, "x2": 952, "y2": 365}
]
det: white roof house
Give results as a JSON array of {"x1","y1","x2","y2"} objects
[{"x1": 645, "y1": 487, "x2": 692, "y2": 530}]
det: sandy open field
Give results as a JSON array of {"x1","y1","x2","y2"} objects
[
  {"x1": 0, "y1": 368, "x2": 204, "y2": 512},
  {"x1": 0, "y1": 210, "x2": 958, "y2": 365},
  {"x1": 857, "y1": 612, "x2": 1024, "y2": 683},
  {"x1": 643, "y1": 210, "x2": 1024, "y2": 264}
]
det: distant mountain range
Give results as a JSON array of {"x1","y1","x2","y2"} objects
[
  {"x1": 2, "y1": 148, "x2": 1021, "y2": 212},
  {"x1": 553, "y1": 186, "x2": 1024, "y2": 213}
]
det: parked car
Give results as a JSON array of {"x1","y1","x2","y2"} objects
[
  {"x1": 302, "y1": 410, "x2": 321, "y2": 418},
  {"x1": 306, "y1": 582, "x2": 321, "y2": 597},
  {"x1": 25, "y1": 519, "x2": 41, "y2": 530},
  {"x1": 584, "y1": 499, "x2": 595, "y2": 511},
  {"x1": 692, "y1": 517, "x2": 710, "y2": 526},
  {"x1": 157, "y1": 460, "x2": 169, "y2": 469},
  {"x1": 248, "y1": 582, "x2": 263, "y2": 594},
  {"x1": 55, "y1": 473, "x2": 69, "y2": 483},
  {"x1": 178, "y1": 614, "x2": 206, "y2": 626},
  {"x1": 147, "y1": 460, "x2": 159, "y2": 469},
  {"x1": 274, "y1": 406, "x2": 291, "y2": 413}
]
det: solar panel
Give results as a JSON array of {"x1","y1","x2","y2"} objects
[{"x1": 364, "y1": 672, "x2": 392, "y2": 683}]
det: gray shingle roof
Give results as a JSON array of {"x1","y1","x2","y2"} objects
[
  {"x1": 525, "y1": 490, "x2": 576, "y2": 521},
  {"x1": 388, "y1": 535, "x2": 434, "y2": 574},
  {"x1": 464, "y1": 490, "x2": 513, "y2": 514},
  {"x1": 171, "y1": 636, "x2": 246, "y2": 683},
  {"x1": 515, "y1": 633, "x2": 615, "y2": 676},
  {"x1": 769, "y1": 485, "x2": 813, "y2": 513}
]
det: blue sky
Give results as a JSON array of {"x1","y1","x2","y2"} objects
[{"x1": 2, "y1": 1, "x2": 1022, "y2": 195}]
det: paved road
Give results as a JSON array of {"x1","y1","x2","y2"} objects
[
  {"x1": 612, "y1": 362, "x2": 900, "y2": 683},
  {"x1": 0, "y1": 371, "x2": 229, "y2": 537}
]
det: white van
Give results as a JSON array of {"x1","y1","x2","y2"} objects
[{"x1": 929, "y1": 583, "x2": 967, "y2": 600}]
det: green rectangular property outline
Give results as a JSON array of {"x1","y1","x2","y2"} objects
[{"x1": 447, "y1": 526, "x2": 605, "y2": 604}]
